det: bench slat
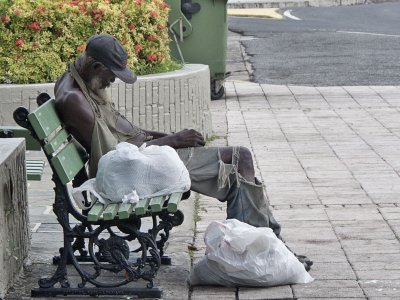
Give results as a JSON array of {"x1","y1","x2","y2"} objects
[
  {"x1": 118, "y1": 203, "x2": 135, "y2": 219},
  {"x1": 51, "y1": 142, "x2": 85, "y2": 185},
  {"x1": 27, "y1": 100, "x2": 61, "y2": 140},
  {"x1": 27, "y1": 172, "x2": 43, "y2": 181},
  {"x1": 26, "y1": 164, "x2": 44, "y2": 169},
  {"x1": 26, "y1": 159, "x2": 45, "y2": 181},
  {"x1": 87, "y1": 203, "x2": 105, "y2": 222},
  {"x1": 167, "y1": 192, "x2": 182, "y2": 213},
  {"x1": 43, "y1": 129, "x2": 69, "y2": 155},
  {"x1": 103, "y1": 203, "x2": 119, "y2": 221},
  {"x1": 86, "y1": 193, "x2": 183, "y2": 222},
  {"x1": 149, "y1": 196, "x2": 166, "y2": 213},
  {"x1": 26, "y1": 160, "x2": 45, "y2": 166},
  {"x1": 134, "y1": 198, "x2": 150, "y2": 216}
]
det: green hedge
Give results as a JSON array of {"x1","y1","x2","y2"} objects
[{"x1": 0, "y1": 0, "x2": 178, "y2": 84}]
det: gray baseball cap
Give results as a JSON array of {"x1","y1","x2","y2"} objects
[{"x1": 86, "y1": 34, "x2": 137, "y2": 84}]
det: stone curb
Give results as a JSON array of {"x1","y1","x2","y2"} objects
[{"x1": 228, "y1": 8, "x2": 283, "y2": 19}]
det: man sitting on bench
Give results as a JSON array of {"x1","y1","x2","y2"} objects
[{"x1": 54, "y1": 34, "x2": 312, "y2": 271}]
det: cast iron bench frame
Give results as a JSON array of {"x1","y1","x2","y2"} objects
[{"x1": 14, "y1": 94, "x2": 186, "y2": 298}]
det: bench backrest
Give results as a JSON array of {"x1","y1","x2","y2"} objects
[{"x1": 27, "y1": 99, "x2": 87, "y2": 184}]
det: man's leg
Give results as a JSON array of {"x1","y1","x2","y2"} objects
[{"x1": 176, "y1": 146, "x2": 281, "y2": 234}]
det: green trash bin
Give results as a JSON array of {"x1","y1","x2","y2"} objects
[{"x1": 166, "y1": 0, "x2": 229, "y2": 100}]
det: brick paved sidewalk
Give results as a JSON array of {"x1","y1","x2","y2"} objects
[{"x1": 191, "y1": 32, "x2": 400, "y2": 299}]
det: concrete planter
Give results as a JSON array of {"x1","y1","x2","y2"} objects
[
  {"x1": 0, "y1": 64, "x2": 212, "y2": 138},
  {"x1": 0, "y1": 139, "x2": 30, "y2": 299}
]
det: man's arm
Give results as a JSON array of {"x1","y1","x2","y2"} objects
[
  {"x1": 142, "y1": 129, "x2": 168, "y2": 139},
  {"x1": 56, "y1": 91, "x2": 95, "y2": 151},
  {"x1": 127, "y1": 128, "x2": 205, "y2": 149},
  {"x1": 145, "y1": 129, "x2": 206, "y2": 148}
]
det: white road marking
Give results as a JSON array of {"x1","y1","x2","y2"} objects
[
  {"x1": 284, "y1": 10, "x2": 301, "y2": 21},
  {"x1": 43, "y1": 205, "x2": 52, "y2": 214},
  {"x1": 31, "y1": 223, "x2": 41, "y2": 233},
  {"x1": 337, "y1": 30, "x2": 400, "y2": 38}
]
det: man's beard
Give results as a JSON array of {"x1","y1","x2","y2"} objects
[{"x1": 87, "y1": 76, "x2": 112, "y2": 104}]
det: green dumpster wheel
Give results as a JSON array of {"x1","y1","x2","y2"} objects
[{"x1": 211, "y1": 84, "x2": 225, "y2": 101}]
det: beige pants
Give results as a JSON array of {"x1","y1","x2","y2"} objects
[{"x1": 176, "y1": 147, "x2": 281, "y2": 237}]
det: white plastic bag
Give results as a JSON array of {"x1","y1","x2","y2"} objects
[
  {"x1": 188, "y1": 219, "x2": 314, "y2": 287},
  {"x1": 72, "y1": 178, "x2": 139, "y2": 209},
  {"x1": 93, "y1": 142, "x2": 190, "y2": 203}
]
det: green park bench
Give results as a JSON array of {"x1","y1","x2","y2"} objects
[
  {"x1": 0, "y1": 125, "x2": 45, "y2": 181},
  {"x1": 13, "y1": 95, "x2": 186, "y2": 298}
]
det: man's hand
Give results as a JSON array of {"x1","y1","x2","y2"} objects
[
  {"x1": 170, "y1": 129, "x2": 206, "y2": 148},
  {"x1": 146, "y1": 128, "x2": 205, "y2": 148}
]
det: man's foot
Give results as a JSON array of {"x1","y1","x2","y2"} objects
[
  {"x1": 295, "y1": 254, "x2": 313, "y2": 271},
  {"x1": 276, "y1": 235, "x2": 313, "y2": 271}
]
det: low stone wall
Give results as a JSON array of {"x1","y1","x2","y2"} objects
[
  {"x1": 0, "y1": 64, "x2": 212, "y2": 138},
  {"x1": 0, "y1": 139, "x2": 30, "y2": 299}
]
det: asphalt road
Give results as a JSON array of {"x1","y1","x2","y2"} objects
[{"x1": 228, "y1": 2, "x2": 400, "y2": 86}]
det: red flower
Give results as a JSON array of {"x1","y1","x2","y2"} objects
[
  {"x1": 1, "y1": 15, "x2": 10, "y2": 23},
  {"x1": 134, "y1": 44, "x2": 143, "y2": 53},
  {"x1": 36, "y1": 7, "x2": 45, "y2": 14},
  {"x1": 128, "y1": 23, "x2": 136, "y2": 30},
  {"x1": 147, "y1": 54, "x2": 157, "y2": 61},
  {"x1": 147, "y1": 35, "x2": 154, "y2": 42},
  {"x1": 14, "y1": 9, "x2": 21, "y2": 15},
  {"x1": 33, "y1": 41, "x2": 40, "y2": 49},
  {"x1": 160, "y1": 2, "x2": 169, "y2": 9},
  {"x1": 76, "y1": 44, "x2": 86, "y2": 53},
  {"x1": 78, "y1": 5, "x2": 86, "y2": 12},
  {"x1": 150, "y1": 11, "x2": 157, "y2": 18},
  {"x1": 157, "y1": 24, "x2": 165, "y2": 30},
  {"x1": 135, "y1": 0, "x2": 142, "y2": 5},
  {"x1": 15, "y1": 38, "x2": 24, "y2": 47},
  {"x1": 29, "y1": 22, "x2": 41, "y2": 31}
]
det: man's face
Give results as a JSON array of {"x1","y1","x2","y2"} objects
[
  {"x1": 87, "y1": 63, "x2": 116, "y2": 103},
  {"x1": 95, "y1": 64, "x2": 116, "y2": 89}
]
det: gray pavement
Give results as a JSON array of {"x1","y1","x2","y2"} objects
[{"x1": 6, "y1": 30, "x2": 400, "y2": 299}]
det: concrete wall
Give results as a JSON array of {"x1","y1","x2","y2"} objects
[
  {"x1": 0, "y1": 139, "x2": 30, "y2": 299},
  {"x1": 0, "y1": 64, "x2": 212, "y2": 138}
]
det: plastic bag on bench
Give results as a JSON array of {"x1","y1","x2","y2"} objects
[
  {"x1": 97, "y1": 142, "x2": 191, "y2": 201},
  {"x1": 73, "y1": 142, "x2": 191, "y2": 207},
  {"x1": 188, "y1": 219, "x2": 314, "y2": 287}
]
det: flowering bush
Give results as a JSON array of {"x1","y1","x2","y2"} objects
[{"x1": 0, "y1": 0, "x2": 178, "y2": 83}]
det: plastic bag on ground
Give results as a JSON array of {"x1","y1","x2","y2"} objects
[{"x1": 188, "y1": 219, "x2": 314, "y2": 287}]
